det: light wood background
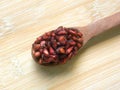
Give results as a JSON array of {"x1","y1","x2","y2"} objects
[{"x1": 0, "y1": 0, "x2": 120, "y2": 90}]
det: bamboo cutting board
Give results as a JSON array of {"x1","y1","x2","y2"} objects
[{"x1": 0, "y1": 0, "x2": 120, "y2": 90}]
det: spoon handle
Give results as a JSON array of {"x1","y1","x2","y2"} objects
[
  {"x1": 80, "y1": 12, "x2": 120, "y2": 44},
  {"x1": 87, "y1": 12, "x2": 120, "y2": 38}
]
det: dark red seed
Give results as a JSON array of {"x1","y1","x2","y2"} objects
[
  {"x1": 47, "y1": 58, "x2": 54, "y2": 63},
  {"x1": 47, "y1": 41, "x2": 51, "y2": 47},
  {"x1": 69, "y1": 40, "x2": 76, "y2": 45},
  {"x1": 68, "y1": 34, "x2": 72, "y2": 39},
  {"x1": 37, "y1": 36, "x2": 42, "y2": 41},
  {"x1": 66, "y1": 44, "x2": 70, "y2": 49},
  {"x1": 77, "y1": 38, "x2": 83, "y2": 43},
  {"x1": 66, "y1": 47, "x2": 73, "y2": 54},
  {"x1": 72, "y1": 36, "x2": 78, "y2": 41},
  {"x1": 57, "y1": 47, "x2": 65, "y2": 54},
  {"x1": 69, "y1": 30, "x2": 77, "y2": 35},
  {"x1": 58, "y1": 36, "x2": 66, "y2": 41},
  {"x1": 68, "y1": 52, "x2": 73, "y2": 59},
  {"x1": 51, "y1": 32, "x2": 55, "y2": 37},
  {"x1": 59, "y1": 47, "x2": 65, "y2": 54},
  {"x1": 35, "y1": 39, "x2": 40, "y2": 44},
  {"x1": 58, "y1": 36, "x2": 66, "y2": 45},
  {"x1": 56, "y1": 26, "x2": 63, "y2": 32},
  {"x1": 39, "y1": 48, "x2": 43, "y2": 53},
  {"x1": 77, "y1": 43, "x2": 82, "y2": 48},
  {"x1": 43, "y1": 34, "x2": 49, "y2": 40},
  {"x1": 46, "y1": 32, "x2": 51, "y2": 36},
  {"x1": 50, "y1": 55, "x2": 57, "y2": 59},
  {"x1": 49, "y1": 47, "x2": 55, "y2": 54},
  {"x1": 52, "y1": 40, "x2": 57, "y2": 49},
  {"x1": 57, "y1": 30, "x2": 67, "y2": 35},
  {"x1": 34, "y1": 52, "x2": 40, "y2": 58},
  {"x1": 34, "y1": 44, "x2": 40, "y2": 51},
  {"x1": 74, "y1": 46, "x2": 78, "y2": 51},
  {"x1": 43, "y1": 48, "x2": 49, "y2": 56},
  {"x1": 38, "y1": 59, "x2": 42, "y2": 64},
  {"x1": 40, "y1": 41, "x2": 46, "y2": 46}
]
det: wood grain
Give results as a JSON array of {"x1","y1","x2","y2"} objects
[{"x1": 0, "y1": 0, "x2": 120, "y2": 90}]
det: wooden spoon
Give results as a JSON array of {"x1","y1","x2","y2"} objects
[{"x1": 32, "y1": 12, "x2": 120, "y2": 65}]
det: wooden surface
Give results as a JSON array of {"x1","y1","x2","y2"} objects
[{"x1": 0, "y1": 0, "x2": 120, "y2": 90}]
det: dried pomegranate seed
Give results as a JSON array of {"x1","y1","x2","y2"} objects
[
  {"x1": 69, "y1": 30, "x2": 77, "y2": 35},
  {"x1": 43, "y1": 48, "x2": 49, "y2": 56},
  {"x1": 77, "y1": 38, "x2": 83, "y2": 43},
  {"x1": 34, "y1": 52, "x2": 40, "y2": 58},
  {"x1": 77, "y1": 43, "x2": 82, "y2": 48},
  {"x1": 58, "y1": 36, "x2": 66, "y2": 45},
  {"x1": 34, "y1": 44, "x2": 40, "y2": 51},
  {"x1": 68, "y1": 52, "x2": 73, "y2": 59},
  {"x1": 43, "y1": 34, "x2": 49, "y2": 40},
  {"x1": 49, "y1": 47, "x2": 55, "y2": 54},
  {"x1": 37, "y1": 36, "x2": 42, "y2": 41},
  {"x1": 40, "y1": 41, "x2": 46, "y2": 46},
  {"x1": 57, "y1": 30, "x2": 67, "y2": 35},
  {"x1": 57, "y1": 47, "x2": 65, "y2": 54},
  {"x1": 46, "y1": 32, "x2": 51, "y2": 36},
  {"x1": 56, "y1": 26, "x2": 63, "y2": 32},
  {"x1": 51, "y1": 32, "x2": 55, "y2": 37},
  {"x1": 52, "y1": 40, "x2": 57, "y2": 49},
  {"x1": 35, "y1": 39, "x2": 40, "y2": 44},
  {"x1": 69, "y1": 40, "x2": 76, "y2": 45},
  {"x1": 66, "y1": 47, "x2": 73, "y2": 54}
]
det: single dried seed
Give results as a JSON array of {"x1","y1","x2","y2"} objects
[
  {"x1": 49, "y1": 47, "x2": 55, "y2": 54},
  {"x1": 68, "y1": 52, "x2": 73, "y2": 59},
  {"x1": 77, "y1": 38, "x2": 83, "y2": 43},
  {"x1": 50, "y1": 55, "x2": 57, "y2": 59},
  {"x1": 66, "y1": 46, "x2": 73, "y2": 54},
  {"x1": 34, "y1": 44, "x2": 40, "y2": 51},
  {"x1": 47, "y1": 41, "x2": 51, "y2": 47},
  {"x1": 69, "y1": 30, "x2": 77, "y2": 35},
  {"x1": 37, "y1": 36, "x2": 42, "y2": 41},
  {"x1": 43, "y1": 48, "x2": 49, "y2": 56},
  {"x1": 46, "y1": 32, "x2": 51, "y2": 36},
  {"x1": 51, "y1": 32, "x2": 55, "y2": 37},
  {"x1": 38, "y1": 59, "x2": 42, "y2": 64},
  {"x1": 34, "y1": 52, "x2": 40, "y2": 58},
  {"x1": 43, "y1": 34, "x2": 49, "y2": 40},
  {"x1": 40, "y1": 41, "x2": 46, "y2": 46},
  {"x1": 69, "y1": 40, "x2": 76, "y2": 45},
  {"x1": 57, "y1": 47, "x2": 65, "y2": 54},
  {"x1": 56, "y1": 26, "x2": 63, "y2": 32},
  {"x1": 72, "y1": 36, "x2": 78, "y2": 41},
  {"x1": 57, "y1": 30, "x2": 67, "y2": 35},
  {"x1": 58, "y1": 36, "x2": 66, "y2": 44},
  {"x1": 74, "y1": 46, "x2": 78, "y2": 51},
  {"x1": 77, "y1": 43, "x2": 82, "y2": 48},
  {"x1": 39, "y1": 48, "x2": 43, "y2": 53},
  {"x1": 68, "y1": 34, "x2": 72, "y2": 39},
  {"x1": 59, "y1": 47, "x2": 65, "y2": 54},
  {"x1": 52, "y1": 40, "x2": 57, "y2": 49},
  {"x1": 35, "y1": 39, "x2": 40, "y2": 44}
]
